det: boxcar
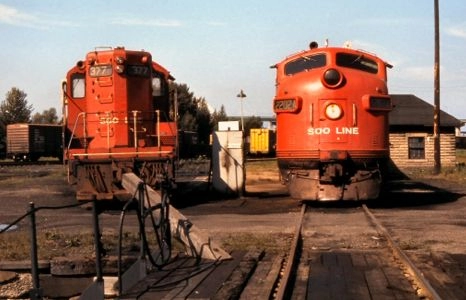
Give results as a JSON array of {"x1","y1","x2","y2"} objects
[
  {"x1": 6, "y1": 123, "x2": 62, "y2": 162},
  {"x1": 249, "y1": 128, "x2": 276, "y2": 156}
]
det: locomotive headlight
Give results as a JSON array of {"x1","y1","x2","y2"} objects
[
  {"x1": 322, "y1": 68, "x2": 343, "y2": 88},
  {"x1": 115, "y1": 64, "x2": 125, "y2": 74},
  {"x1": 325, "y1": 103, "x2": 342, "y2": 120},
  {"x1": 115, "y1": 56, "x2": 125, "y2": 64}
]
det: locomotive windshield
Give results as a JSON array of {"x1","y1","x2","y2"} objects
[
  {"x1": 285, "y1": 54, "x2": 326, "y2": 75},
  {"x1": 336, "y1": 53, "x2": 378, "y2": 74}
]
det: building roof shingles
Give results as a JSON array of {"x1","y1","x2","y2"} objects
[{"x1": 389, "y1": 94, "x2": 463, "y2": 127}]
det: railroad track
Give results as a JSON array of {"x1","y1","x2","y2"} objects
[
  {"x1": 0, "y1": 160, "x2": 61, "y2": 167},
  {"x1": 272, "y1": 203, "x2": 442, "y2": 300}
]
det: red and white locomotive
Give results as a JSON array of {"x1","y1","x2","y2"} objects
[
  {"x1": 272, "y1": 42, "x2": 392, "y2": 201},
  {"x1": 62, "y1": 47, "x2": 177, "y2": 201}
]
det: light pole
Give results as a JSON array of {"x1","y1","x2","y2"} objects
[
  {"x1": 236, "y1": 89, "x2": 247, "y2": 197},
  {"x1": 237, "y1": 89, "x2": 246, "y2": 132}
]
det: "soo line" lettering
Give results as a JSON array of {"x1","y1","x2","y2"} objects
[{"x1": 307, "y1": 127, "x2": 359, "y2": 135}]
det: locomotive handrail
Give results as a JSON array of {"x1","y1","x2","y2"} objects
[
  {"x1": 67, "y1": 112, "x2": 87, "y2": 154},
  {"x1": 156, "y1": 110, "x2": 161, "y2": 150},
  {"x1": 71, "y1": 150, "x2": 173, "y2": 157},
  {"x1": 67, "y1": 110, "x2": 178, "y2": 153},
  {"x1": 131, "y1": 110, "x2": 139, "y2": 149}
]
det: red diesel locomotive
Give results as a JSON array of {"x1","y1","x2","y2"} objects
[
  {"x1": 63, "y1": 47, "x2": 177, "y2": 201},
  {"x1": 272, "y1": 42, "x2": 392, "y2": 201}
]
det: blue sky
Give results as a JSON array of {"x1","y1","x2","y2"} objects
[{"x1": 1, "y1": 0, "x2": 466, "y2": 122}]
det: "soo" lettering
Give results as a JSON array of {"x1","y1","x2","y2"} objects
[
  {"x1": 307, "y1": 127, "x2": 331, "y2": 135},
  {"x1": 99, "y1": 117, "x2": 119, "y2": 124}
]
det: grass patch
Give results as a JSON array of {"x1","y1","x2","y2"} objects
[
  {"x1": 245, "y1": 159, "x2": 280, "y2": 183},
  {"x1": 1, "y1": 230, "x2": 290, "y2": 261},
  {"x1": 0, "y1": 165, "x2": 66, "y2": 184},
  {"x1": 457, "y1": 149, "x2": 466, "y2": 164},
  {"x1": 398, "y1": 239, "x2": 422, "y2": 251},
  {"x1": 402, "y1": 149, "x2": 466, "y2": 182},
  {"x1": 399, "y1": 239, "x2": 438, "y2": 251},
  {"x1": 0, "y1": 229, "x2": 147, "y2": 261},
  {"x1": 245, "y1": 159, "x2": 278, "y2": 173}
]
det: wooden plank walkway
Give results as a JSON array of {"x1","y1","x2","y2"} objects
[
  {"x1": 120, "y1": 250, "x2": 264, "y2": 299},
  {"x1": 121, "y1": 249, "x2": 421, "y2": 299},
  {"x1": 304, "y1": 250, "x2": 419, "y2": 300}
]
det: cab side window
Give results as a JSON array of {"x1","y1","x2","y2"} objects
[
  {"x1": 71, "y1": 73, "x2": 85, "y2": 98},
  {"x1": 152, "y1": 77, "x2": 162, "y2": 97}
]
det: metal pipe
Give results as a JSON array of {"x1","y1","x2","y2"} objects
[
  {"x1": 156, "y1": 110, "x2": 161, "y2": 151},
  {"x1": 106, "y1": 112, "x2": 110, "y2": 151},
  {"x1": 132, "y1": 110, "x2": 139, "y2": 150},
  {"x1": 71, "y1": 150, "x2": 173, "y2": 157},
  {"x1": 83, "y1": 112, "x2": 88, "y2": 150},
  {"x1": 29, "y1": 202, "x2": 43, "y2": 299},
  {"x1": 67, "y1": 112, "x2": 86, "y2": 152},
  {"x1": 92, "y1": 201, "x2": 103, "y2": 282},
  {"x1": 173, "y1": 88, "x2": 179, "y2": 159},
  {"x1": 138, "y1": 183, "x2": 146, "y2": 258}
]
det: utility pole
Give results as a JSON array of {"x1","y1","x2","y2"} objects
[{"x1": 433, "y1": 0, "x2": 441, "y2": 174}]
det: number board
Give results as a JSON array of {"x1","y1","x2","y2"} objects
[{"x1": 274, "y1": 98, "x2": 299, "y2": 112}]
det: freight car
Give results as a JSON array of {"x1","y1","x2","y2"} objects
[
  {"x1": 272, "y1": 41, "x2": 392, "y2": 201},
  {"x1": 62, "y1": 47, "x2": 178, "y2": 201},
  {"x1": 248, "y1": 128, "x2": 276, "y2": 156},
  {"x1": 6, "y1": 123, "x2": 62, "y2": 162}
]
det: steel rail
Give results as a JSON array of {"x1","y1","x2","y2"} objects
[
  {"x1": 362, "y1": 204, "x2": 442, "y2": 300},
  {"x1": 275, "y1": 204, "x2": 306, "y2": 300}
]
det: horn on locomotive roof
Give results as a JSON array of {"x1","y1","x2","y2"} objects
[{"x1": 309, "y1": 41, "x2": 319, "y2": 49}]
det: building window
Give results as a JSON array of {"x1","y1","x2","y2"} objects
[{"x1": 408, "y1": 137, "x2": 425, "y2": 159}]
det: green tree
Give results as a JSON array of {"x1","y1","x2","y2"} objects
[
  {"x1": 175, "y1": 83, "x2": 197, "y2": 125},
  {"x1": 0, "y1": 88, "x2": 33, "y2": 158},
  {"x1": 173, "y1": 83, "x2": 214, "y2": 145},
  {"x1": 196, "y1": 97, "x2": 212, "y2": 145},
  {"x1": 0, "y1": 87, "x2": 33, "y2": 124},
  {"x1": 180, "y1": 112, "x2": 197, "y2": 132},
  {"x1": 211, "y1": 105, "x2": 228, "y2": 131},
  {"x1": 31, "y1": 108, "x2": 59, "y2": 124},
  {"x1": 243, "y1": 116, "x2": 263, "y2": 137}
]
